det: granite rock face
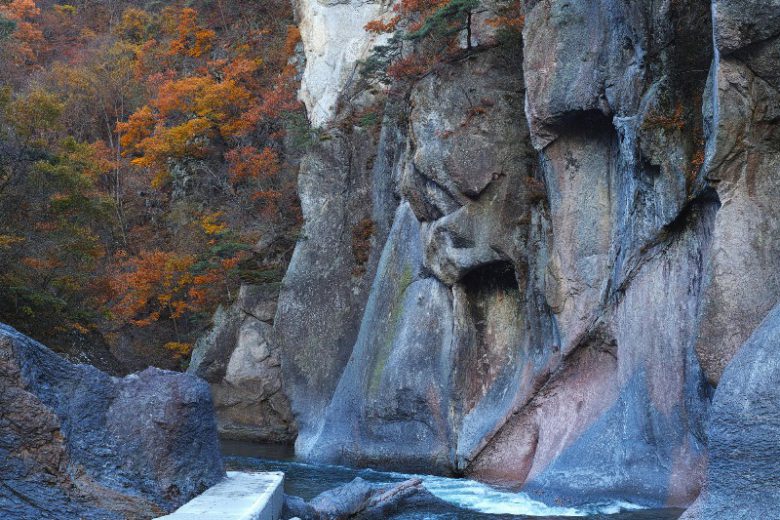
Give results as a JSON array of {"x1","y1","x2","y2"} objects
[
  {"x1": 275, "y1": 114, "x2": 401, "y2": 456},
  {"x1": 695, "y1": 0, "x2": 780, "y2": 384},
  {"x1": 272, "y1": 0, "x2": 780, "y2": 512},
  {"x1": 189, "y1": 285, "x2": 296, "y2": 442},
  {"x1": 296, "y1": 0, "x2": 393, "y2": 126},
  {"x1": 464, "y1": 0, "x2": 716, "y2": 506},
  {"x1": 680, "y1": 302, "x2": 780, "y2": 520},
  {"x1": 0, "y1": 324, "x2": 224, "y2": 520}
]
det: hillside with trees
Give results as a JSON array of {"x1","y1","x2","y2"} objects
[{"x1": 0, "y1": 0, "x2": 304, "y2": 371}]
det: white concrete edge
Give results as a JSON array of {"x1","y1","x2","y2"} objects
[{"x1": 155, "y1": 471, "x2": 284, "y2": 520}]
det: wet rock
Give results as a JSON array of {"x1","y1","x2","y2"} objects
[
  {"x1": 681, "y1": 302, "x2": 780, "y2": 520},
  {"x1": 0, "y1": 324, "x2": 224, "y2": 519},
  {"x1": 300, "y1": 43, "x2": 554, "y2": 477},
  {"x1": 309, "y1": 477, "x2": 375, "y2": 518},
  {"x1": 283, "y1": 495, "x2": 315, "y2": 520},
  {"x1": 285, "y1": 477, "x2": 437, "y2": 520}
]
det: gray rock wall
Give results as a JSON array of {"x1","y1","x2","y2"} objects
[
  {"x1": 304, "y1": 203, "x2": 456, "y2": 470},
  {"x1": 695, "y1": 0, "x2": 780, "y2": 384},
  {"x1": 269, "y1": 0, "x2": 780, "y2": 511},
  {"x1": 0, "y1": 324, "x2": 224, "y2": 519},
  {"x1": 681, "y1": 301, "x2": 780, "y2": 520},
  {"x1": 276, "y1": 119, "x2": 402, "y2": 455}
]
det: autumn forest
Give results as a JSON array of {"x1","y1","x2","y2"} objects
[{"x1": 0, "y1": 0, "x2": 304, "y2": 371}]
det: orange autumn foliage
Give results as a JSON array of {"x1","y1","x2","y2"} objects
[
  {"x1": 0, "y1": 0, "x2": 302, "y2": 359},
  {"x1": 109, "y1": 245, "x2": 245, "y2": 331},
  {"x1": 252, "y1": 63, "x2": 301, "y2": 121},
  {"x1": 117, "y1": 7, "x2": 152, "y2": 42},
  {"x1": 200, "y1": 212, "x2": 228, "y2": 236},
  {"x1": 364, "y1": 0, "x2": 525, "y2": 85},
  {"x1": 225, "y1": 146, "x2": 280, "y2": 182},
  {"x1": 284, "y1": 25, "x2": 301, "y2": 56},
  {"x1": 365, "y1": 0, "x2": 449, "y2": 34},
  {"x1": 0, "y1": 0, "x2": 44, "y2": 64},
  {"x1": 167, "y1": 8, "x2": 216, "y2": 58},
  {"x1": 110, "y1": 250, "x2": 196, "y2": 327},
  {"x1": 164, "y1": 341, "x2": 193, "y2": 359},
  {"x1": 365, "y1": 16, "x2": 402, "y2": 34},
  {"x1": 387, "y1": 53, "x2": 437, "y2": 80},
  {"x1": 485, "y1": 0, "x2": 525, "y2": 33},
  {"x1": 117, "y1": 75, "x2": 254, "y2": 172},
  {"x1": 486, "y1": 13, "x2": 525, "y2": 32},
  {"x1": 117, "y1": 3, "x2": 302, "y2": 186}
]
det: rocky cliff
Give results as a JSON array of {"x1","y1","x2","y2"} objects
[
  {"x1": 0, "y1": 325, "x2": 224, "y2": 519},
  {"x1": 681, "y1": 300, "x2": 780, "y2": 519},
  {"x1": 244, "y1": 0, "x2": 778, "y2": 511}
]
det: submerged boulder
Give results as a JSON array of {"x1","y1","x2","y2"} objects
[
  {"x1": 681, "y1": 302, "x2": 780, "y2": 520},
  {"x1": 0, "y1": 324, "x2": 224, "y2": 519},
  {"x1": 283, "y1": 477, "x2": 443, "y2": 520}
]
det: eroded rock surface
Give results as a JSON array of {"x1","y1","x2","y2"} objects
[
  {"x1": 681, "y1": 302, "x2": 780, "y2": 520},
  {"x1": 275, "y1": 113, "x2": 401, "y2": 456},
  {"x1": 0, "y1": 324, "x2": 224, "y2": 519},
  {"x1": 189, "y1": 285, "x2": 296, "y2": 442},
  {"x1": 695, "y1": 0, "x2": 780, "y2": 384},
  {"x1": 274, "y1": 0, "x2": 780, "y2": 512}
]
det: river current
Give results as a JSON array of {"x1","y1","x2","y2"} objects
[{"x1": 223, "y1": 442, "x2": 683, "y2": 520}]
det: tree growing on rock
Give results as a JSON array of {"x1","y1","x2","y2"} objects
[{"x1": 362, "y1": 0, "x2": 524, "y2": 83}]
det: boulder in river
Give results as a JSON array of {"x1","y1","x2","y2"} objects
[
  {"x1": 0, "y1": 323, "x2": 225, "y2": 519},
  {"x1": 283, "y1": 477, "x2": 446, "y2": 520}
]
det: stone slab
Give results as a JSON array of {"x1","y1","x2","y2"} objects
[{"x1": 156, "y1": 471, "x2": 284, "y2": 520}]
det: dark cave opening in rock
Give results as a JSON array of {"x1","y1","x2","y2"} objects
[
  {"x1": 460, "y1": 261, "x2": 520, "y2": 333},
  {"x1": 456, "y1": 261, "x2": 523, "y2": 410}
]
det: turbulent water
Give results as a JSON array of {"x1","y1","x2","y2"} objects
[{"x1": 222, "y1": 442, "x2": 683, "y2": 520}]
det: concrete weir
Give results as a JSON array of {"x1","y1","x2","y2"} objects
[{"x1": 156, "y1": 471, "x2": 284, "y2": 520}]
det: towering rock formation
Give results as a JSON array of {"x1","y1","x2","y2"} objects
[
  {"x1": 254, "y1": 0, "x2": 780, "y2": 511},
  {"x1": 695, "y1": 0, "x2": 780, "y2": 384},
  {"x1": 274, "y1": 0, "x2": 403, "y2": 452},
  {"x1": 679, "y1": 2, "x2": 780, "y2": 516}
]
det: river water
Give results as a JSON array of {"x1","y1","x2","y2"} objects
[{"x1": 222, "y1": 442, "x2": 683, "y2": 520}]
